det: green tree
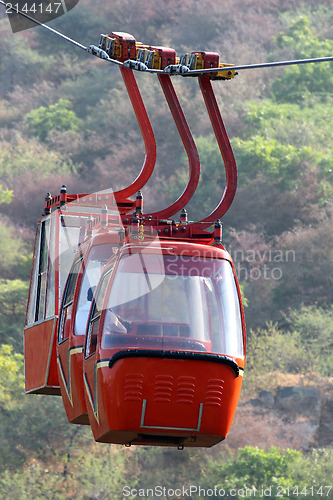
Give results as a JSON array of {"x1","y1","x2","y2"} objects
[
  {"x1": 244, "y1": 322, "x2": 312, "y2": 392},
  {"x1": 272, "y1": 16, "x2": 333, "y2": 103},
  {"x1": 238, "y1": 99, "x2": 333, "y2": 203},
  {"x1": 201, "y1": 447, "x2": 308, "y2": 499},
  {"x1": 241, "y1": 99, "x2": 333, "y2": 149},
  {"x1": 232, "y1": 135, "x2": 316, "y2": 190},
  {"x1": 287, "y1": 305, "x2": 333, "y2": 376},
  {"x1": 0, "y1": 279, "x2": 29, "y2": 349},
  {"x1": 0, "y1": 343, "x2": 90, "y2": 472},
  {"x1": 0, "y1": 344, "x2": 24, "y2": 409},
  {"x1": 0, "y1": 20, "x2": 54, "y2": 94},
  {"x1": 0, "y1": 135, "x2": 76, "y2": 186},
  {"x1": 0, "y1": 186, "x2": 12, "y2": 204},
  {"x1": 0, "y1": 221, "x2": 31, "y2": 280},
  {"x1": 25, "y1": 99, "x2": 81, "y2": 142}
]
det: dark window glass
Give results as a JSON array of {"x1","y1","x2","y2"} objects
[
  {"x1": 36, "y1": 218, "x2": 50, "y2": 322},
  {"x1": 58, "y1": 258, "x2": 83, "y2": 343},
  {"x1": 85, "y1": 269, "x2": 111, "y2": 357},
  {"x1": 26, "y1": 222, "x2": 41, "y2": 326}
]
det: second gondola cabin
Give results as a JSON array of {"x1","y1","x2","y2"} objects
[{"x1": 57, "y1": 228, "x2": 123, "y2": 424}]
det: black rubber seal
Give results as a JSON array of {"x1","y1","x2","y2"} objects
[{"x1": 108, "y1": 349, "x2": 240, "y2": 377}]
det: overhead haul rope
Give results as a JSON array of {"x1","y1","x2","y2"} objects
[
  {"x1": 184, "y1": 56, "x2": 333, "y2": 75},
  {"x1": 1, "y1": 0, "x2": 333, "y2": 76}
]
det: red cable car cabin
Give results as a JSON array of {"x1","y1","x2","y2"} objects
[
  {"x1": 23, "y1": 33, "x2": 246, "y2": 447},
  {"x1": 57, "y1": 229, "x2": 123, "y2": 424},
  {"x1": 83, "y1": 239, "x2": 245, "y2": 448},
  {"x1": 24, "y1": 187, "x2": 125, "y2": 395}
]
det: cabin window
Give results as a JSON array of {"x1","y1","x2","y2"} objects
[
  {"x1": 74, "y1": 244, "x2": 116, "y2": 336},
  {"x1": 26, "y1": 213, "x2": 89, "y2": 327},
  {"x1": 58, "y1": 215, "x2": 83, "y2": 301},
  {"x1": 58, "y1": 257, "x2": 83, "y2": 343},
  {"x1": 36, "y1": 217, "x2": 50, "y2": 322},
  {"x1": 45, "y1": 216, "x2": 56, "y2": 318},
  {"x1": 85, "y1": 269, "x2": 111, "y2": 358},
  {"x1": 216, "y1": 260, "x2": 244, "y2": 357},
  {"x1": 26, "y1": 222, "x2": 42, "y2": 326},
  {"x1": 26, "y1": 218, "x2": 51, "y2": 325},
  {"x1": 101, "y1": 254, "x2": 244, "y2": 358}
]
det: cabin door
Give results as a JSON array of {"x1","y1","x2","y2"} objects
[
  {"x1": 57, "y1": 257, "x2": 83, "y2": 404},
  {"x1": 83, "y1": 267, "x2": 112, "y2": 425}
]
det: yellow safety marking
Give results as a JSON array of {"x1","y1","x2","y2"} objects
[
  {"x1": 70, "y1": 347, "x2": 84, "y2": 356},
  {"x1": 57, "y1": 346, "x2": 84, "y2": 406},
  {"x1": 83, "y1": 361, "x2": 109, "y2": 424}
]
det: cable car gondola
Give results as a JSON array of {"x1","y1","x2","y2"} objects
[
  {"x1": 19, "y1": 29, "x2": 254, "y2": 447},
  {"x1": 22, "y1": 40, "x2": 246, "y2": 445}
]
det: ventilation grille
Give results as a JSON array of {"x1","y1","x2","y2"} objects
[
  {"x1": 124, "y1": 372, "x2": 144, "y2": 401},
  {"x1": 124, "y1": 372, "x2": 200, "y2": 405},
  {"x1": 204, "y1": 378, "x2": 224, "y2": 407},
  {"x1": 176, "y1": 376, "x2": 195, "y2": 404},
  {"x1": 154, "y1": 375, "x2": 173, "y2": 402}
]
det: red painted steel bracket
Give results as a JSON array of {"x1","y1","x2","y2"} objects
[{"x1": 148, "y1": 74, "x2": 200, "y2": 220}]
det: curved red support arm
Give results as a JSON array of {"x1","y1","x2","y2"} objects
[
  {"x1": 194, "y1": 76, "x2": 237, "y2": 228},
  {"x1": 114, "y1": 67, "x2": 156, "y2": 201},
  {"x1": 147, "y1": 74, "x2": 200, "y2": 220}
]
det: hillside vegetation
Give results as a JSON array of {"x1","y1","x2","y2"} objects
[{"x1": 0, "y1": 0, "x2": 332, "y2": 497}]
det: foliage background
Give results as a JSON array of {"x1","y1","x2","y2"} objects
[{"x1": 0, "y1": 0, "x2": 332, "y2": 497}]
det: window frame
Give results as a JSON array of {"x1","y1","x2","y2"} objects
[
  {"x1": 58, "y1": 256, "x2": 83, "y2": 344},
  {"x1": 84, "y1": 267, "x2": 113, "y2": 359}
]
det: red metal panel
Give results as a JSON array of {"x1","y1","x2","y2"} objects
[
  {"x1": 114, "y1": 67, "x2": 156, "y2": 201},
  {"x1": 24, "y1": 317, "x2": 60, "y2": 394},
  {"x1": 148, "y1": 46, "x2": 176, "y2": 69},
  {"x1": 193, "y1": 76, "x2": 237, "y2": 228},
  {"x1": 148, "y1": 74, "x2": 200, "y2": 219},
  {"x1": 87, "y1": 357, "x2": 243, "y2": 447},
  {"x1": 108, "y1": 32, "x2": 137, "y2": 61},
  {"x1": 191, "y1": 51, "x2": 220, "y2": 70}
]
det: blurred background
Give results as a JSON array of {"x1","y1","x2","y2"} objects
[{"x1": 0, "y1": 0, "x2": 332, "y2": 497}]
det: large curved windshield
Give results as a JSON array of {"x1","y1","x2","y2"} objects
[{"x1": 101, "y1": 254, "x2": 244, "y2": 357}]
